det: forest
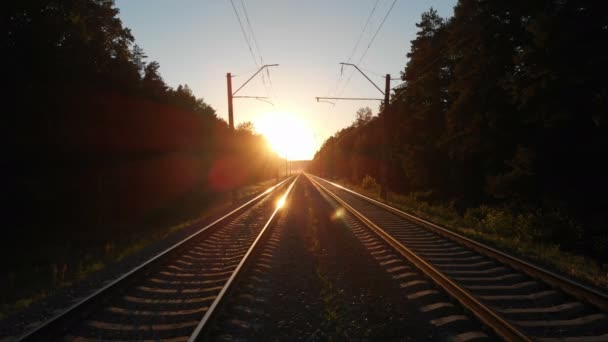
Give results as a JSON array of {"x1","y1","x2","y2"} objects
[
  {"x1": 311, "y1": 0, "x2": 608, "y2": 262},
  {"x1": 5, "y1": 0, "x2": 285, "y2": 233},
  {"x1": 3, "y1": 0, "x2": 283, "y2": 309}
]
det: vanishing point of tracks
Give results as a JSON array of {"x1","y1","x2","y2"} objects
[
  {"x1": 308, "y1": 174, "x2": 608, "y2": 341},
  {"x1": 18, "y1": 176, "x2": 298, "y2": 341}
]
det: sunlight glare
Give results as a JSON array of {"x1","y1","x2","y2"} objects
[
  {"x1": 276, "y1": 195, "x2": 287, "y2": 209},
  {"x1": 256, "y1": 111, "x2": 315, "y2": 160}
]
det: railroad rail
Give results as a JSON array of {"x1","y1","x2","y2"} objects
[
  {"x1": 18, "y1": 176, "x2": 298, "y2": 341},
  {"x1": 308, "y1": 174, "x2": 608, "y2": 341}
]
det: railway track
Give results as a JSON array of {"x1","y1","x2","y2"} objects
[
  {"x1": 308, "y1": 174, "x2": 608, "y2": 341},
  {"x1": 17, "y1": 176, "x2": 297, "y2": 341}
]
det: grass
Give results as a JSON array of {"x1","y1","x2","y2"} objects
[
  {"x1": 338, "y1": 177, "x2": 608, "y2": 290},
  {"x1": 1, "y1": 177, "x2": 284, "y2": 320}
]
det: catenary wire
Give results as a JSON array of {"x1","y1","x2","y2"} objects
[
  {"x1": 238, "y1": 0, "x2": 272, "y2": 98},
  {"x1": 336, "y1": 0, "x2": 399, "y2": 100},
  {"x1": 329, "y1": 0, "x2": 382, "y2": 98}
]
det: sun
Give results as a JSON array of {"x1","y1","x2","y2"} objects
[{"x1": 255, "y1": 111, "x2": 315, "y2": 160}]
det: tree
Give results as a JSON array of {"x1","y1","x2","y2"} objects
[
  {"x1": 390, "y1": 8, "x2": 451, "y2": 197},
  {"x1": 237, "y1": 121, "x2": 255, "y2": 133},
  {"x1": 354, "y1": 107, "x2": 373, "y2": 127},
  {"x1": 142, "y1": 61, "x2": 167, "y2": 100},
  {"x1": 131, "y1": 44, "x2": 147, "y2": 77},
  {"x1": 313, "y1": 0, "x2": 608, "y2": 259}
]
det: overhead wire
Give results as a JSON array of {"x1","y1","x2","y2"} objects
[
  {"x1": 239, "y1": 0, "x2": 272, "y2": 98},
  {"x1": 357, "y1": 0, "x2": 398, "y2": 65},
  {"x1": 229, "y1": 0, "x2": 259, "y2": 69},
  {"x1": 239, "y1": 0, "x2": 262, "y2": 61},
  {"x1": 231, "y1": 66, "x2": 263, "y2": 78},
  {"x1": 335, "y1": 0, "x2": 399, "y2": 101},
  {"x1": 359, "y1": 66, "x2": 401, "y2": 80},
  {"x1": 328, "y1": 0, "x2": 381, "y2": 98},
  {"x1": 230, "y1": 0, "x2": 276, "y2": 102}
]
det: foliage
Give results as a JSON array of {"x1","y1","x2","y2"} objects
[
  {"x1": 354, "y1": 107, "x2": 373, "y2": 127},
  {"x1": 360, "y1": 175, "x2": 379, "y2": 192},
  {"x1": 3, "y1": 0, "x2": 285, "y2": 313},
  {"x1": 311, "y1": 1, "x2": 608, "y2": 262},
  {"x1": 344, "y1": 181, "x2": 607, "y2": 288}
]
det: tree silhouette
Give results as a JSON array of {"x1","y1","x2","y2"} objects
[
  {"x1": 313, "y1": 1, "x2": 608, "y2": 260},
  {"x1": 354, "y1": 107, "x2": 373, "y2": 127}
]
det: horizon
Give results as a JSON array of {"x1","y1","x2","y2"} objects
[{"x1": 114, "y1": 0, "x2": 457, "y2": 160}]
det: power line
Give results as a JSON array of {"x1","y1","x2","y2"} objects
[
  {"x1": 347, "y1": 0, "x2": 381, "y2": 64},
  {"x1": 357, "y1": 0, "x2": 397, "y2": 65},
  {"x1": 360, "y1": 66, "x2": 400, "y2": 80},
  {"x1": 231, "y1": 66, "x2": 262, "y2": 78},
  {"x1": 229, "y1": 0, "x2": 259, "y2": 68},
  {"x1": 239, "y1": 0, "x2": 262, "y2": 62},
  {"x1": 329, "y1": 0, "x2": 381, "y2": 97},
  {"x1": 336, "y1": 0, "x2": 398, "y2": 101},
  {"x1": 238, "y1": 0, "x2": 275, "y2": 100},
  {"x1": 238, "y1": 0, "x2": 269, "y2": 97}
]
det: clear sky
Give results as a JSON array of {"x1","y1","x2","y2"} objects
[{"x1": 114, "y1": 0, "x2": 456, "y2": 160}]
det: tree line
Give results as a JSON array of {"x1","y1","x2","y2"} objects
[
  {"x1": 4, "y1": 0, "x2": 283, "y2": 242},
  {"x1": 311, "y1": 0, "x2": 608, "y2": 260}
]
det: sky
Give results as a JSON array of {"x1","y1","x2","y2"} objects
[{"x1": 114, "y1": 0, "x2": 457, "y2": 160}]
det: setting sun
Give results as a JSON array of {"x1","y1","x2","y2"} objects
[{"x1": 255, "y1": 111, "x2": 315, "y2": 160}]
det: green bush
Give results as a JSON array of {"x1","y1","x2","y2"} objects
[{"x1": 360, "y1": 175, "x2": 379, "y2": 192}]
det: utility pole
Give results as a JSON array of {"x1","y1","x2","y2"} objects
[
  {"x1": 227, "y1": 64, "x2": 278, "y2": 127},
  {"x1": 226, "y1": 64, "x2": 278, "y2": 203},
  {"x1": 227, "y1": 73, "x2": 234, "y2": 129},
  {"x1": 380, "y1": 74, "x2": 390, "y2": 200},
  {"x1": 315, "y1": 63, "x2": 391, "y2": 200},
  {"x1": 226, "y1": 72, "x2": 236, "y2": 204}
]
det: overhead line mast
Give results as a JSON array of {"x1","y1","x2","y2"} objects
[{"x1": 315, "y1": 63, "x2": 392, "y2": 200}]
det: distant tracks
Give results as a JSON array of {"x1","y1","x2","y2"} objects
[
  {"x1": 18, "y1": 176, "x2": 298, "y2": 341},
  {"x1": 308, "y1": 174, "x2": 608, "y2": 341}
]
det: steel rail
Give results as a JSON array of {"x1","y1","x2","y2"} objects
[
  {"x1": 189, "y1": 175, "x2": 299, "y2": 341},
  {"x1": 17, "y1": 176, "x2": 294, "y2": 341},
  {"x1": 307, "y1": 174, "x2": 530, "y2": 341},
  {"x1": 308, "y1": 174, "x2": 608, "y2": 313}
]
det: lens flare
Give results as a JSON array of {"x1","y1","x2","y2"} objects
[{"x1": 331, "y1": 207, "x2": 345, "y2": 221}]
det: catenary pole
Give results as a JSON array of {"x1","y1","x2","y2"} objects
[
  {"x1": 226, "y1": 65, "x2": 278, "y2": 203},
  {"x1": 315, "y1": 63, "x2": 390, "y2": 200},
  {"x1": 380, "y1": 74, "x2": 390, "y2": 200}
]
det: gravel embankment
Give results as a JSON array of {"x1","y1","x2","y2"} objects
[{"x1": 208, "y1": 176, "x2": 443, "y2": 340}]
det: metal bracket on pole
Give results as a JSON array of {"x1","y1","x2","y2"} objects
[
  {"x1": 227, "y1": 64, "x2": 278, "y2": 204},
  {"x1": 316, "y1": 99, "x2": 336, "y2": 106},
  {"x1": 340, "y1": 62, "x2": 385, "y2": 95},
  {"x1": 233, "y1": 96, "x2": 274, "y2": 106},
  {"x1": 314, "y1": 63, "x2": 391, "y2": 200},
  {"x1": 316, "y1": 97, "x2": 384, "y2": 102},
  {"x1": 233, "y1": 64, "x2": 279, "y2": 96}
]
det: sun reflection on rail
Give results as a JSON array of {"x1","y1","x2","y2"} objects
[{"x1": 276, "y1": 195, "x2": 287, "y2": 209}]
